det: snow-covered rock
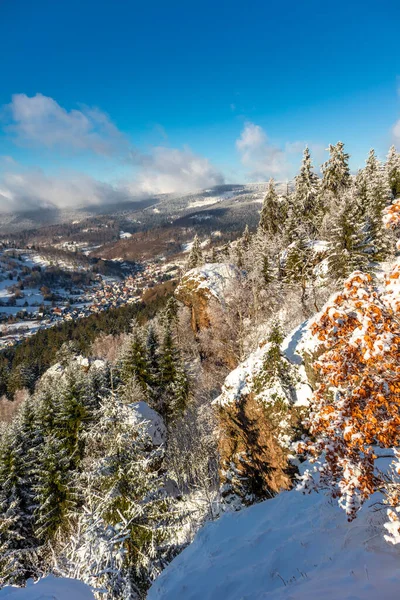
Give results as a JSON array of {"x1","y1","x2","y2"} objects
[
  {"x1": 214, "y1": 321, "x2": 312, "y2": 409},
  {"x1": 148, "y1": 487, "x2": 400, "y2": 600},
  {"x1": 127, "y1": 401, "x2": 167, "y2": 446},
  {"x1": 0, "y1": 575, "x2": 94, "y2": 599},
  {"x1": 175, "y1": 263, "x2": 240, "y2": 330}
]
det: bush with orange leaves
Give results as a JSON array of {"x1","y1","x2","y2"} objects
[
  {"x1": 383, "y1": 197, "x2": 400, "y2": 251},
  {"x1": 298, "y1": 267, "x2": 400, "y2": 521}
]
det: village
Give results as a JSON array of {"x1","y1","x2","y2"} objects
[{"x1": 0, "y1": 248, "x2": 181, "y2": 348}]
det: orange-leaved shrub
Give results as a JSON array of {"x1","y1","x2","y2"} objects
[{"x1": 298, "y1": 267, "x2": 400, "y2": 521}]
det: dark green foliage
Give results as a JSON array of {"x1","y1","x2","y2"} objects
[
  {"x1": 387, "y1": 145, "x2": 400, "y2": 198},
  {"x1": 158, "y1": 326, "x2": 189, "y2": 422},
  {"x1": 121, "y1": 324, "x2": 151, "y2": 396},
  {"x1": 259, "y1": 179, "x2": 281, "y2": 235},
  {"x1": 328, "y1": 197, "x2": 372, "y2": 281},
  {"x1": 293, "y1": 147, "x2": 321, "y2": 232},
  {"x1": 34, "y1": 435, "x2": 74, "y2": 541}
]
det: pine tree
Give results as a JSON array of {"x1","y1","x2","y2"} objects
[
  {"x1": 56, "y1": 370, "x2": 90, "y2": 467},
  {"x1": 259, "y1": 179, "x2": 281, "y2": 235},
  {"x1": 365, "y1": 149, "x2": 392, "y2": 259},
  {"x1": 0, "y1": 415, "x2": 37, "y2": 586},
  {"x1": 284, "y1": 237, "x2": 315, "y2": 307},
  {"x1": 293, "y1": 147, "x2": 321, "y2": 232},
  {"x1": 187, "y1": 234, "x2": 204, "y2": 270},
  {"x1": 158, "y1": 326, "x2": 189, "y2": 422},
  {"x1": 386, "y1": 145, "x2": 400, "y2": 198},
  {"x1": 241, "y1": 224, "x2": 251, "y2": 250},
  {"x1": 328, "y1": 194, "x2": 372, "y2": 281},
  {"x1": 34, "y1": 435, "x2": 73, "y2": 542},
  {"x1": 321, "y1": 141, "x2": 351, "y2": 197},
  {"x1": 120, "y1": 322, "x2": 151, "y2": 397},
  {"x1": 162, "y1": 296, "x2": 179, "y2": 329},
  {"x1": 261, "y1": 254, "x2": 274, "y2": 286},
  {"x1": 68, "y1": 394, "x2": 179, "y2": 598}
]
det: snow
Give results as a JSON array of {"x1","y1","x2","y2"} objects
[
  {"x1": 214, "y1": 342, "x2": 266, "y2": 406},
  {"x1": 181, "y1": 263, "x2": 240, "y2": 302},
  {"x1": 187, "y1": 190, "x2": 238, "y2": 209},
  {"x1": 127, "y1": 401, "x2": 167, "y2": 445},
  {"x1": 0, "y1": 575, "x2": 94, "y2": 599},
  {"x1": 148, "y1": 487, "x2": 400, "y2": 600},
  {"x1": 215, "y1": 320, "x2": 313, "y2": 409},
  {"x1": 282, "y1": 321, "x2": 309, "y2": 365}
]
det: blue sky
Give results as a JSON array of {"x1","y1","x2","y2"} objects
[{"x1": 1, "y1": 0, "x2": 400, "y2": 210}]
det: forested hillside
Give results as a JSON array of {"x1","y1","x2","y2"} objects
[{"x1": 1, "y1": 142, "x2": 400, "y2": 598}]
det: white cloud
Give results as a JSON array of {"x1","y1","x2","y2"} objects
[
  {"x1": 128, "y1": 145, "x2": 225, "y2": 194},
  {"x1": 0, "y1": 165, "x2": 129, "y2": 213},
  {"x1": 5, "y1": 93, "x2": 128, "y2": 155},
  {"x1": 0, "y1": 144, "x2": 225, "y2": 212},
  {"x1": 236, "y1": 123, "x2": 326, "y2": 180},
  {"x1": 236, "y1": 122, "x2": 289, "y2": 180},
  {"x1": 393, "y1": 119, "x2": 400, "y2": 143}
]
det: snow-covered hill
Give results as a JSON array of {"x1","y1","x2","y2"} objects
[
  {"x1": 148, "y1": 486, "x2": 400, "y2": 600},
  {"x1": 0, "y1": 576, "x2": 94, "y2": 599}
]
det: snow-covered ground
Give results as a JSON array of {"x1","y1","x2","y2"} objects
[
  {"x1": 0, "y1": 575, "x2": 94, "y2": 599},
  {"x1": 214, "y1": 321, "x2": 312, "y2": 409},
  {"x1": 148, "y1": 487, "x2": 400, "y2": 600},
  {"x1": 187, "y1": 190, "x2": 239, "y2": 209}
]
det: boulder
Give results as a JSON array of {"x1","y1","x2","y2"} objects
[{"x1": 175, "y1": 263, "x2": 240, "y2": 331}]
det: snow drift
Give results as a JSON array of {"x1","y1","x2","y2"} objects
[
  {"x1": 0, "y1": 575, "x2": 94, "y2": 599},
  {"x1": 148, "y1": 487, "x2": 400, "y2": 600}
]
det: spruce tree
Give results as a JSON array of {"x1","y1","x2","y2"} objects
[
  {"x1": 0, "y1": 418, "x2": 37, "y2": 586},
  {"x1": 293, "y1": 147, "x2": 321, "y2": 232},
  {"x1": 71, "y1": 394, "x2": 179, "y2": 598},
  {"x1": 360, "y1": 149, "x2": 392, "y2": 260},
  {"x1": 241, "y1": 224, "x2": 251, "y2": 250},
  {"x1": 328, "y1": 193, "x2": 372, "y2": 281},
  {"x1": 321, "y1": 141, "x2": 351, "y2": 197},
  {"x1": 158, "y1": 326, "x2": 189, "y2": 422},
  {"x1": 386, "y1": 145, "x2": 400, "y2": 198},
  {"x1": 259, "y1": 179, "x2": 281, "y2": 235},
  {"x1": 187, "y1": 234, "x2": 204, "y2": 270},
  {"x1": 120, "y1": 322, "x2": 151, "y2": 397},
  {"x1": 34, "y1": 434, "x2": 73, "y2": 542},
  {"x1": 284, "y1": 236, "x2": 315, "y2": 306}
]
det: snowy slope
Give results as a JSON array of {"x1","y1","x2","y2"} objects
[
  {"x1": 0, "y1": 576, "x2": 94, "y2": 599},
  {"x1": 214, "y1": 321, "x2": 312, "y2": 409},
  {"x1": 148, "y1": 488, "x2": 400, "y2": 600}
]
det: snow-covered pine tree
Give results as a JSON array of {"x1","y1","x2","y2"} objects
[
  {"x1": 0, "y1": 407, "x2": 38, "y2": 587},
  {"x1": 158, "y1": 325, "x2": 189, "y2": 422},
  {"x1": 66, "y1": 393, "x2": 179, "y2": 598},
  {"x1": 364, "y1": 149, "x2": 392, "y2": 259},
  {"x1": 241, "y1": 224, "x2": 251, "y2": 250},
  {"x1": 284, "y1": 236, "x2": 315, "y2": 309},
  {"x1": 259, "y1": 179, "x2": 282, "y2": 236},
  {"x1": 386, "y1": 145, "x2": 400, "y2": 198},
  {"x1": 120, "y1": 321, "x2": 151, "y2": 397},
  {"x1": 328, "y1": 192, "x2": 372, "y2": 281},
  {"x1": 321, "y1": 141, "x2": 351, "y2": 197},
  {"x1": 186, "y1": 234, "x2": 204, "y2": 270},
  {"x1": 232, "y1": 224, "x2": 252, "y2": 269},
  {"x1": 56, "y1": 369, "x2": 92, "y2": 467},
  {"x1": 293, "y1": 147, "x2": 321, "y2": 232},
  {"x1": 34, "y1": 434, "x2": 74, "y2": 542}
]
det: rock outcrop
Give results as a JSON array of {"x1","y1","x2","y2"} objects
[{"x1": 175, "y1": 263, "x2": 240, "y2": 331}]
